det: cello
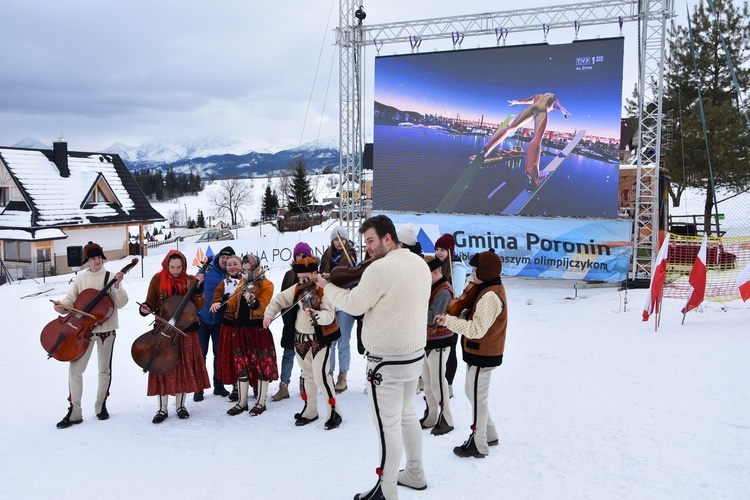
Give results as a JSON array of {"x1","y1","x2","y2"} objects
[
  {"x1": 41, "y1": 258, "x2": 138, "y2": 362},
  {"x1": 131, "y1": 257, "x2": 212, "y2": 375}
]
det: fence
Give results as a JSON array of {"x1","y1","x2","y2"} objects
[
  {"x1": 0, "y1": 259, "x2": 54, "y2": 284},
  {"x1": 663, "y1": 233, "x2": 750, "y2": 302}
]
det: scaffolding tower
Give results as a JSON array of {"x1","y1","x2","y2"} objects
[{"x1": 336, "y1": 0, "x2": 674, "y2": 279}]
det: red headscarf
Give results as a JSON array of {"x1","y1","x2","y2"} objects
[{"x1": 159, "y1": 250, "x2": 189, "y2": 296}]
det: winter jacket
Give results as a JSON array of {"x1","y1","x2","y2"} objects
[{"x1": 197, "y1": 258, "x2": 226, "y2": 325}]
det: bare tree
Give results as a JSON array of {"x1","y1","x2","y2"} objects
[
  {"x1": 209, "y1": 177, "x2": 254, "y2": 226},
  {"x1": 167, "y1": 209, "x2": 184, "y2": 227}
]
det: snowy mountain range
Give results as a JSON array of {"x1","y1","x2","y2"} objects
[{"x1": 11, "y1": 136, "x2": 341, "y2": 178}]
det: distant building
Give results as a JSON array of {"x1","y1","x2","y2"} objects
[{"x1": 0, "y1": 141, "x2": 165, "y2": 278}]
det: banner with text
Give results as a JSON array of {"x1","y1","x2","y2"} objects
[{"x1": 383, "y1": 213, "x2": 632, "y2": 282}]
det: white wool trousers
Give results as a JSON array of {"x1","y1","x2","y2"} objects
[
  {"x1": 365, "y1": 349, "x2": 425, "y2": 500},
  {"x1": 296, "y1": 333, "x2": 338, "y2": 420},
  {"x1": 67, "y1": 332, "x2": 116, "y2": 420},
  {"x1": 421, "y1": 346, "x2": 454, "y2": 427},
  {"x1": 465, "y1": 364, "x2": 499, "y2": 455}
]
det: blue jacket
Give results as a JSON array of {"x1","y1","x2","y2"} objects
[{"x1": 198, "y1": 258, "x2": 226, "y2": 325}]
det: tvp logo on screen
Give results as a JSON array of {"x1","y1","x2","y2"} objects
[{"x1": 575, "y1": 55, "x2": 604, "y2": 71}]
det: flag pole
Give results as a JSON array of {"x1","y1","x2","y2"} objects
[
  {"x1": 681, "y1": 295, "x2": 691, "y2": 325},
  {"x1": 656, "y1": 285, "x2": 665, "y2": 331}
]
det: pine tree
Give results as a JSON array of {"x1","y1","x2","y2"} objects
[
  {"x1": 663, "y1": 0, "x2": 750, "y2": 234},
  {"x1": 165, "y1": 168, "x2": 177, "y2": 199},
  {"x1": 196, "y1": 209, "x2": 206, "y2": 228},
  {"x1": 286, "y1": 159, "x2": 312, "y2": 214},
  {"x1": 261, "y1": 185, "x2": 279, "y2": 218}
]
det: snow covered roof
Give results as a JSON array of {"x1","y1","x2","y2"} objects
[
  {"x1": 0, "y1": 146, "x2": 164, "y2": 232},
  {"x1": 0, "y1": 228, "x2": 67, "y2": 241}
]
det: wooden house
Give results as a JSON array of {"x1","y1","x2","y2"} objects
[{"x1": 0, "y1": 141, "x2": 165, "y2": 278}]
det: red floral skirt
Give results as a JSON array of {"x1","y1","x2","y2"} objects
[
  {"x1": 233, "y1": 325, "x2": 279, "y2": 386},
  {"x1": 147, "y1": 331, "x2": 211, "y2": 396},
  {"x1": 216, "y1": 323, "x2": 237, "y2": 385}
]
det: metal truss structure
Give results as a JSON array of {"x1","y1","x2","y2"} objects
[{"x1": 336, "y1": 0, "x2": 673, "y2": 278}]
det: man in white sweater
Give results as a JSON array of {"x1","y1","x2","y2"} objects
[
  {"x1": 52, "y1": 242, "x2": 129, "y2": 429},
  {"x1": 316, "y1": 215, "x2": 432, "y2": 500}
]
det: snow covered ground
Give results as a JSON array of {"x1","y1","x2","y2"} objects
[{"x1": 2, "y1": 178, "x2": 749, "y2": 499}]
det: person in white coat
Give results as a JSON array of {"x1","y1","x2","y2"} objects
[
  {"x1": 316, "y1": 215, "x2": 432, "y2": 500},
  {"x1": 52, "y1": 242, "x2": 129, "y2": 428}
]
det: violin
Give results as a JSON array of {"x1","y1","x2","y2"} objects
[
  {"x1": 301, "y1": 287, "x2": 340, "y2": 346},
  {"x1": 446, "y1": 281, "x2": 480, "y2": 317},
  {"x1": 131, "y1": 257, "x2": 212, "y2": 375},
  {"x1": 216, "y1": 265, "x2": 269, "y2": 309},
  {"x1": 41, "y1": 258, "x2": 138, "y2": 362},
  {"x1": 327, "y1": 259, "x2": 374, "y2": 289}
]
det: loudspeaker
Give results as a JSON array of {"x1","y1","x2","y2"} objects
[
  {"x1": 67, "y1": 246, "x2": 83, "y2": 267},
  {"x1": 363, "y1": 142, "x2": 373, "y2": 170}
]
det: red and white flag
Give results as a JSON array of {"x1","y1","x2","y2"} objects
[
  {"x1": 643, "y1": 233, "x2": 671, "y2": 323},
  {"x1": 681, "y1": 234, "x2": 708, "y2": 315},
  {"x1": 737, "y1": 262, "x2": 750, "y2": 302}
]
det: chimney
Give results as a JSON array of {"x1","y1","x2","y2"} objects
[{"x1": 53, "y1": 139, "x2": 69, "y2": 178}]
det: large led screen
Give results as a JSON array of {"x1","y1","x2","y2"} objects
[{"x1": 373, "y1": 38, "x2": 624, "y2": 218}]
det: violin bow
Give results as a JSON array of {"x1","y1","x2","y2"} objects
[
  {"x1": 49, "y1": 300, "x2": 97, "y2": 319},
  {"x1": 271, "y1": 287, "x2": 317, "y2": 322},
  {"x1": 448, "y1": 251, "x2": 454, "y2": 291},
  {"x1": 135, "y1": 301, "x2": 189, "y2": 338},
  {"x1": 335, "y1": 233, "x2": 354, "y2": 267}
]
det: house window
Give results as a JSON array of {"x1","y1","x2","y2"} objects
[
  {"x1": 87, "y1": 187, "x2": 113, "y2": 204},
  {"x1": 19, "y1": 241, "x2": 31, "y2": 262},
  {"x1": 3, "y1": 241, "x2": 31, "y2": 262},
  {"x1": 0, "y1": 187, "x2": 9, "y2": 207},
  {"x1": 4, "y1": 241, "x2": 17, "y2": 260}
]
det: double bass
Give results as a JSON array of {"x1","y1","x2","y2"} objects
[
  {"x1": 131, "y1": 257, "x2": 212, "y2": 375},
  {"x1": 41, "y1": 258, "x2": 138, "y2": 362}
]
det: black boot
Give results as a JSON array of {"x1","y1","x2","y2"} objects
[
  {"x1": 324, "y1": 410, "x2": 342, "y2": 430},
  {"x1": 193, "y1": 390, "x2": 204, "y2": 402},
  {"x1": 56, "y1": 405, "x2": 83, "y2": 429},
  {"x1": 96, "y1": 400, "x2": 110, "y2": 421},
  {"x1": 453, "y1": 433, "x2": 486, "y2": 458},
  {"x1": 353, "y1": 482, "x2": 385, "y2": 500},
  {"x1": 228, "y1": 385, "x2": 239, "y2": 402},
  {"x1": 430, "y1": 413, "x2": 454, "y2": 436}
]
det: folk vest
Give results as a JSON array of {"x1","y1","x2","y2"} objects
[
  {"x1": 461, "y1": 283, "x2": 507, "y2": 367},
  {"x1": 427, "y1": 279, "x2": 455, "y2": 349}
]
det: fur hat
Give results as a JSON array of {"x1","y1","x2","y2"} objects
[
  {"x1": 424, "y1": 255, "x2": 443, "y2": 272},
  {"x1": 82, "y1": 241, "x2": 106, "y2": 264},
  {"x1": 396, "y1": 223, "x2": 418, "y2": 246},
  {"x1": 292, "y1": 256, "x2": 318, "y2": 274},
  {"x1": 293, "y1": 242, "x2": 313, "y2": 259},
  {"x1": 435, "y1": 233, "x2": 456, "y2": 255},
  {"x1": 330, "y1": 226, "x2": 349, "y2": 243},
  {"x1": 468, "y1": 249, "x2": 502, "y2": 282},
  {"x1": 218, "y1": 246, "x2": 236, "y2": 257}
]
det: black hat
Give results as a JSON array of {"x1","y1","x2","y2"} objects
[
  {"x1": 218, "y1": 246, "x2": 236, "y2": 257},
  {"x1": 424, "y1": 255, "x2": 443, "y2": 272},
  {"x1": 82, "y1": 241, "x2": 106, "y2": 264},
  {"x1": 292, "y1": 256, "x2": 318, "y2": 274}
]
